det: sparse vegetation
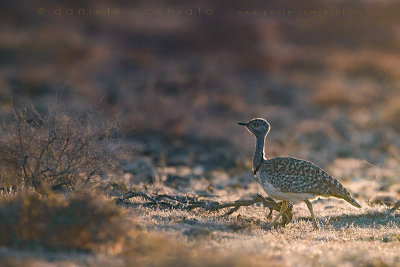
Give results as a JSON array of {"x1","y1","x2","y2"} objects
[
  {"x1": 1, "y1": 0, "x2": 400, "y2": 266},
  {"x1": 0, "y1": 105, "x2": 126, "y2": 191}
]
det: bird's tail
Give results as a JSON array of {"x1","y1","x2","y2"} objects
[{"x1": 345, "y1": 196, "x2": 361, "y2": 208}]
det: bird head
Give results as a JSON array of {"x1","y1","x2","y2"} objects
[{"x1": 238, "y1": 118, "x2": 270, "y2": 137}]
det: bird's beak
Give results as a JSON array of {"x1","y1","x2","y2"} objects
[{"x1": 238, "y1": 122, "x2": 248, "y2": 126}]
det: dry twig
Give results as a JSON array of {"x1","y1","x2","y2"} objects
[{"x1": 117, "y1": 191, "x2": 293, "y2": 227}]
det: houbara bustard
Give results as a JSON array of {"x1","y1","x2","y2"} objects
[{"x1": 238, "y1": 118, "x2": 361, "y2": 229}]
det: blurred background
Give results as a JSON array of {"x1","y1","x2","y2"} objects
[
  {"x1": 1, "y1": 0, "x2": 400, "y2": 175},
  {"x1": 2, "y1": 2, "x2": 400, "y2": 264}
]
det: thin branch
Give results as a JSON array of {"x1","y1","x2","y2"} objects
[
  {"x1": 16, "y1": 114, "x2": 30, "y2": 184},
  {"x1": 118, "y1": 192, "x2": 293, "y2": 227}
]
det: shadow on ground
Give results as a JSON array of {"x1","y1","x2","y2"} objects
[{"x1": 297, "y1": 209, "x2": 400, "y2": 229}]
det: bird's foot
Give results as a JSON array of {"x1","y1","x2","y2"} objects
[
  {"x1": 267, "y1": 223, "x2": 286, "y2": 231},
  {"x1": 311, "y1": 218, "x2": 320, "y2": 230},
  {"x1": 312, "y1": 221, "x2": 320, "y2": 230},
  {"x1": 268, "y1": 220, "x2": 288, "y2": 230}
]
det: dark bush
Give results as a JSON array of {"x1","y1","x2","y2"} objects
[{"x1": 0, "y1": 191, "x2": 129, "y2": 252}]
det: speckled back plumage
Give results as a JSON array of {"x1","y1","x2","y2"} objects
[{"x1": 259, "y1": 157, "x2": 349, "y2": 198}]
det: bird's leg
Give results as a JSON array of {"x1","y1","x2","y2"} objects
[
  {"x1": 304, "y1": 199, "x2": 319, "y2": 230},
  {"x1": 267, "y1": 207, "x2": 273, "y2": 219},
  {"x1": 270, "y1": 200, "x2": 288, "y2": 228}
]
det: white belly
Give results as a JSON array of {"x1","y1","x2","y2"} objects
[{"x1": 256, "y1": 172, "x2": 315, "y2": 203}]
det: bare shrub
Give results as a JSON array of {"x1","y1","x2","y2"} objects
[
  {"x1": 0, "y1": 191, "x2": 130, "y2": 252},
  {"x1": 0, "y1": 105, "x2": 129, "y2": 190}
]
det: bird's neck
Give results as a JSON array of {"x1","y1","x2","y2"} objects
[{"x1": 253, "y1": 134, "x2": 266, "y2": 172}]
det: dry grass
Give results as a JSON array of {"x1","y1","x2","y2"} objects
[
  {"x1": 100, "y1": 160, "x2": 400, "y2": 267},
  {"x1": 1, "y1": 0, "x2": 400, "y2": 266},
  {"x1": 121, "y1": 182, "x2": 400, "y2": 267},
  {"x1": 0, "y1": 191, "x2": 130, "y2": 253},
  {"x1": 0, "y1": 154, "x2": 399, "y2": 267},
  {"x1": 2, "y1": 162, "x2": 399, "y2": 267}
]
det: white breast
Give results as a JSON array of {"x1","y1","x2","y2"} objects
[{"x1": 256, "y1": 172, "x2": 315, "y2": 203}]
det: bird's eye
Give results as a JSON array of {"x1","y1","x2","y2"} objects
[{"x1": 253, "y1": 123, "x2": 259, "y2": 127}]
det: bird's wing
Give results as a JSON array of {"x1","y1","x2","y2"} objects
[{"x1": 260, "y1": 157, "x2": 350, "y2": 198}]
